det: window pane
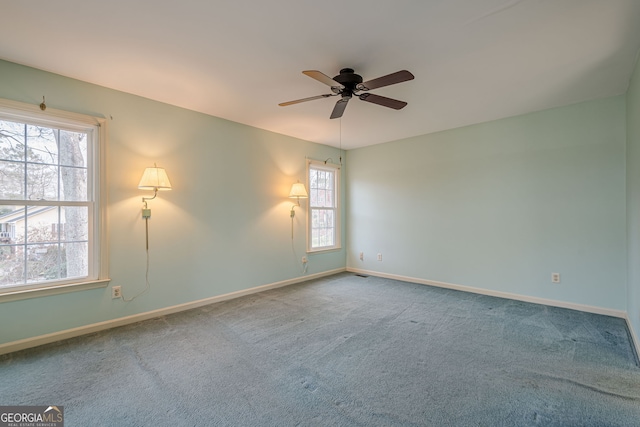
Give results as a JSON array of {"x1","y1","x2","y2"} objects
[
  {"x1": 0, "y1": 206, "x2": 19, "y2": 242},
  {"x1": 26, "y1": 206, "x2": 59, "y2": 244},
  {"x1": 325, "y1": 190, "x2": 334, "y2": 207},
  {"x1": 0, "y1": 245, "x2": 24, "y2": 287},
  {"x1": 324, "y1": 171, "x2": 333, "y2": 190},
  {"x1": 320, "y1": 228, "x2": 330, "y2": 246},
  {"x1": 0, "y1": 160, "x2": 25, "y2": 199},
  {"x1": 319, "y1": 227, "x2": 334, "y2": 247},
  {"x1": 326, "y1": 210, "x2": 334, "y2": 229},
  {"x1": 59, "y1": 130, "x2": 87, "y2": 168},
  {"x1": 318, "y1": 227, "x2": 326, "y2": 247},
  {"x1": 26, "y1": 243, "x2": 62, "y2": 283},
  {"x1": 311, "y1": 208, "x2": 335, "y2": 249},
  {"x1": 63, "y1": 241, "x2": 88, "y2": 279},
  {"x1": 310, "y1": 171, "x2": 335, "y2": 208},
  {"x1": 26, "y1": 163, "x2": 58, "y2": 200},
  {"x1": 26, "y1": 125, "x2": 58, "y2": 165},
  {"x1": 327, "y1": 229, "x2": 335, "y2": 246},
  {"x1": 0, "y1": 119, "x2": 25, "y2": 162},
  {"x1": 309, "y1": 169, "x2": 317, "y2": 189},
  {"x1": 60, "y1": 206, "x2": 88, "y2": 242},
  {"x1": 310, "y1": 188, "x2": 318, "y2": 206},
  {"x1": 60, "y1": 166, "x2": 88, "y2": 201},
  {"x1": 318, "y1": 189, "x2": 326, "y2": 207},
  {"x1": 0, "y1": 205, "x2": 25, "y2": 244}
]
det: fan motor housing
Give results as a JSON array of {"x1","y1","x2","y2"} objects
[{"x1": 333, "y1": 68, "x2": 363, "y2": 88}]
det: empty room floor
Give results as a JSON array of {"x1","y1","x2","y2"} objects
[{"x1": 1, "y1": 273, "x2": 639, "y2": 426}]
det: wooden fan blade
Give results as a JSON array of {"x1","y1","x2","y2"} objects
[
  {"x1": 303, "y1": 70, "x2": 344, "y2": 88},
  {"x1": 357, "y1": 70, "x2": 414, "y2": 91},
  {"x1": 330, "y1": 98, "x2": 350, "y2": 119},
  {"x1": 359, "y1": 93, "x2": 407, "y2": 110},
  {"x1": 279, "y1": 94, "x2": 333, "y2": 106}
]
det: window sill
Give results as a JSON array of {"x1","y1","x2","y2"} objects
[
  {"x1": 0, "y1": 279, "x2": 111, "y2": 303},
  {"x1": 306, "y1": 246, "x2": 343, "y2": 255}
]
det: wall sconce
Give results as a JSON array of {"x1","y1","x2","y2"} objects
[
  {"x1": 138, "y1": 163, "x2": 172, "y2": 249},
  {"x1": 138, "y1": 163, "x2": 172, "y2": 218},
  {"x1": 289, "y1": 181, "x2": 308, "y2": 239},
  {"x1": 289, "y1": 181, "x2": 308, "y2": 217},
  {"x1": 120, "y1": 163, "x2": 173, "y2": 302}
]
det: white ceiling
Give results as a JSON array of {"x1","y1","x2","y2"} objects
[{"x1": 1, "y1": 0, "x2": 639, "y2": 149}]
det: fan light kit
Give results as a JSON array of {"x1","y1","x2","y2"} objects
[{"x1": 279, "y1": 68, "x2": 414, "y2": 119}]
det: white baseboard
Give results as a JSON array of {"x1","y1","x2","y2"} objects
[
  {"x1": 0, "y1": 268, "x2": 346, "y2": 356},
  {"x1": 347, "y1": 268, "x2": 627, "y2": 319},
  {"x1": 5, "y1": 267, "x2": 635, "y2": 360},
  {"x1": 624, "y1": 313, "x2": 640, "y2": 365}
]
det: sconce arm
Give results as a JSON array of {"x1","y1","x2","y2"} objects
[
  {"x1": 290, "y1": 195, "x2": 302, "y2": 218},
  {"x1": 142, "y1": 187, "x2": 158, "y2": 209},
  {"x1": 290, "y1": 201, "x2": 302, "y2": 218}
]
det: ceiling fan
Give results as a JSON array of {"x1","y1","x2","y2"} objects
[{"x1": 279, "y1": 68, "x2": 414, "y2": 119}]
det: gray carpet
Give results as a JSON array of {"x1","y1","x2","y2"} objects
[{"x1": 1, "y1": 273, "x2": 639, "y2": 426}]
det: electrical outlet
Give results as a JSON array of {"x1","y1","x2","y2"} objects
[
  {"x1": 112, "y1": 286, "x2": 122, "y2": 299},
  {"x1": 377, "y1": 253, "x2": 382, "y2": 261},
  {"x1": 551, "y1": 273, "x2": 560, "y2": 283},
  {"x1": 359, "y1": 252, "x2": 364, "y2": 261},
  {"x1": 302, "y1": 256, "x2": 308, "y2": 264}
]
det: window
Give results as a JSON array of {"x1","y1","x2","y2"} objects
[
  {"x1": 307, "y1": 159, "x2": 340, "y2": 252},
  {"x1": 0, "y1": 99, "x2": 107, "y2": 300}
]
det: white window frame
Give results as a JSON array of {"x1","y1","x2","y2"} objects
[
  {"x1": 306, "y1": 159, "x2": 341, "y2": 253},
  {"x1": 0, "y1": 98, "x2": 109, "y2": 302}
]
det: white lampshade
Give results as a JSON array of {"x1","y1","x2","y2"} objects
[
  {"x1": 289, "y1": 182, "x2": 308, "y2": 199},
  {"x1": 138, "y1": 165, "x2": 172, "y2": 190}
]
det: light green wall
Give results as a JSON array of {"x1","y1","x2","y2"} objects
[
  {"x1": 627, "y1": 57, "x2": 640, "y2": 342},
  {"x1": 0, "y1": 60, "x2": 345, "y2": 344},
  {"x1": 347, "y1": 96, "x2": 627, "y2": 310}
]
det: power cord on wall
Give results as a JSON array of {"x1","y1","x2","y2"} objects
[
  {"x1": 291, "y1": 237, "x2": 309, "y2": 275},
  {"x1": 121, "y1": 215, "x2": 152, "y2": 302},
  {"x1": 290, "y1": 208, "x2": 308, "y2": 274}
]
